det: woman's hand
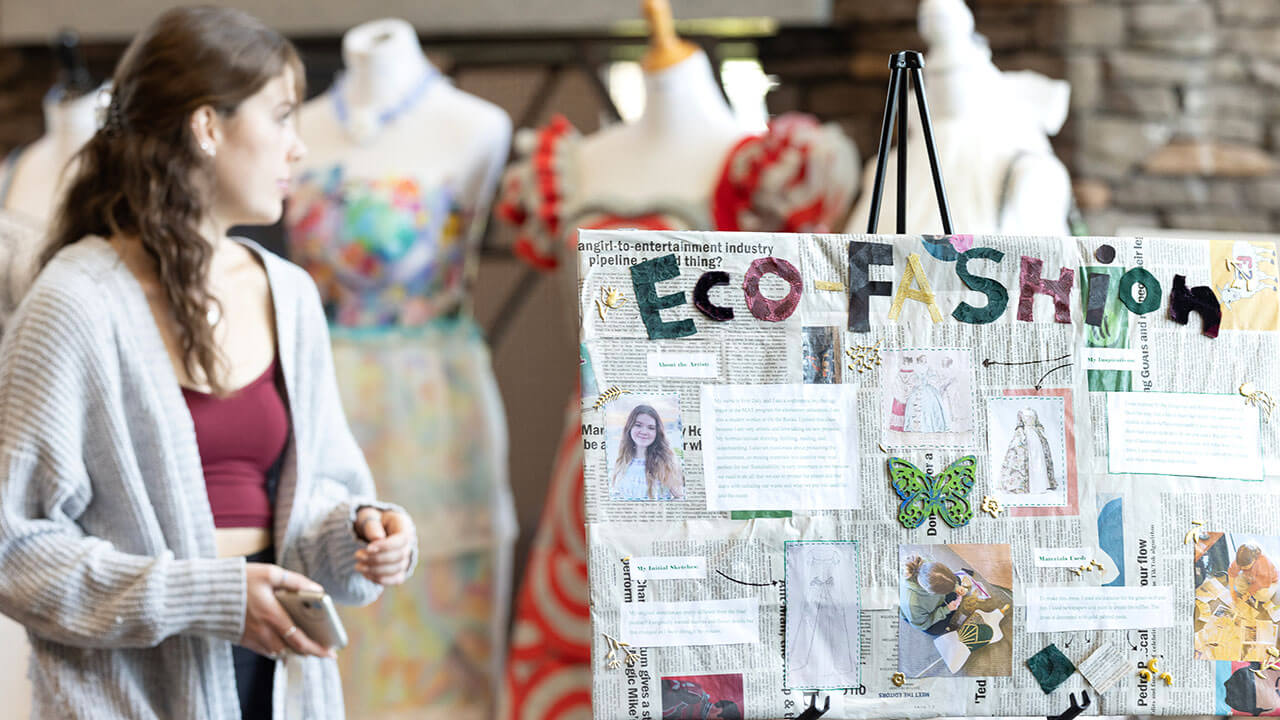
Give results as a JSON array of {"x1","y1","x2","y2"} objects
[
  {"x1": 354, "y1": 507, "x2": 415, "y2": 585},
  {"x1": 241, "y1": 563, "x2": 334, "y2": 659},
  {"x1": 946, "y1": 596, "x2": 962, "y2": 611}
]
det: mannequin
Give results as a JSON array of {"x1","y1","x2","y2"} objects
[
  {"x1": 496, "y1": 3, "x2": 857, "y2": 718},
  {"x1": 0, "y1": 80, "x2": 102, "y2": 720},
  {"x1": 577, "y1": 0, "x2": 740, "y2": 208},
  {"x1": 1, "y1": 85, "x2": 101, "y2": 224},
  {"x1": 285, "y1": 18, "x2": 515, "y2": 718},
  {"x1": 847, "y1": 0, "x2": 1072, "y2": 236}
]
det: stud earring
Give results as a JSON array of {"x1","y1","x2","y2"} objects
[{"x1": 200, "y1": 141, "x2": 215, "y2": 157}]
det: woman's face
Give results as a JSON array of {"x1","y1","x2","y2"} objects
[
  {"x1": 630, "y1": 413, "x2": 658, "y2": 450},
  {"x1": 208, "y1": 66, "x2": 306, "y2": 228}
]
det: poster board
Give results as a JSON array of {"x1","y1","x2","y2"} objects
[{"x1": 578, "y1": 230, "x2": 1280, "y2": 718}]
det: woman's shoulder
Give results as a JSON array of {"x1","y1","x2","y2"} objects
[{"x1": 23, "y1": 237, "x2": 123, "y2": 318}]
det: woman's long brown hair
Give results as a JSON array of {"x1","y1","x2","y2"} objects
[
  {"x1": 42, "y1": 6, "x2": 303, "y2": 395},
  {"x1": 612, "y1": 404, "x2": 682, "y2": 499}
]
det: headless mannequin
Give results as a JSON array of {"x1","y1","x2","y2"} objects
[
  {"x1": 576, "y1": 0, "x2": 744, "y2": 210},
  {"x1": 0, "y1": 81, "x2": 99, "y2": 720},
  {"x1": 2, "y1": 86, "x2": 101, "y2": 224},
  {"x1": 291, "y1": 17, "x2": 514, "y2": 716},
  {"x1": 296, "y1": 18, "x2": 510, "y2": 211},
  {"x1": 847, "y1": 0, "x2": 1071, "y2": 236}
]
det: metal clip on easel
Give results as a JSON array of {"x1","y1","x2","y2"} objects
[
  {"x1": 1046, "y1": 690, "x2": 1091, "y2": 720},
  {"x1": 795, "y1": 693, "x2": 830, "y2": 720},
  {"x1": 864, "y1": 51, "x2": 954, "y2": 235}
]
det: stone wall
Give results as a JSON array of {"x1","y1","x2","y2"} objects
[
  {"x1": 758, "y1": 0, "x2": 1280, "y2": 235},
  {"x1": 1064, "y1": 0, "x2": 1279, "y2": 233}
]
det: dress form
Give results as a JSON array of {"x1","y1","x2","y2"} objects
[
  {"x1": 297, "y1": 19, "x2": 510, "y2": 212},
  {"x1": 496, "y1": 5, "x2": 857, "y2": 719},
  {"x1": 2, "y1": 85, "x2": 101, "y2": 224},
  {"x1": 0, "y1": 83, "x2": 97, "y2": 720},
  {"x1": 576, "y1": 1, "x2": 744, "y2": 206},
  {"x1": 847, "y1": 0, "x2": 1071, "y2": 236},
  {"x1": 287, "y1": 17, "x2": 514, "y2": 719}
]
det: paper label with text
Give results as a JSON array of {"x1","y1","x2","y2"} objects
[
  {"x1": 630, "y1": 556, "x2": 706, "y2": 580},
  {"x1": 620, "y1": 598, "x2": 759, "y2": 647}
]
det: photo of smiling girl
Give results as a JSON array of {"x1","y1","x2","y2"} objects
[{"x1": 608, "y1": 398, "x2": 686, "y2": 501}]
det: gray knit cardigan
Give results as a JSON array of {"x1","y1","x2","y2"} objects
[{"x1": 0, "y1": 236, "x2": 414, "y2": 718}]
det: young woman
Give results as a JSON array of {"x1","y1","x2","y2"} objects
[
  {"x1": 610, "y1": 404, "x2": 684, "y2": 501},
  {"x1": 900, "y1": 555, "x2": 969, "y2": 636},
  {"x1": 0, "y1": 8, "x2": 416, "y2": 719}
]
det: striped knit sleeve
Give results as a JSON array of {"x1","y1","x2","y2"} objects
[
  {"x1": 0, "y1": 271, "x2": 246, "y2": 648},
  {"x1": 288, "y1": 269, "x2": 417, "y2": 606}
]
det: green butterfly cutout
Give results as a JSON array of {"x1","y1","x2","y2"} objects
[{"x1": 888, "y1": 455, "x2": 977, "y2": 529}]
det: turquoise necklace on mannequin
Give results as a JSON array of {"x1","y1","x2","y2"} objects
[{"x1": 331, "y1": 68, "x2": 440, "y2": 145}]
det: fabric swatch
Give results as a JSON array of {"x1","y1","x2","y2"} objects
[{"x1": 1026, "y1": 643, "x2": 1076, "y2": 694}]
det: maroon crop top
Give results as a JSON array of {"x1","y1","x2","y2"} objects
[{"x1": 182, "y1": 359, "x2": 290, "y2": 529}]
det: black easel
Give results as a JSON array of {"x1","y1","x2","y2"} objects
[
  {"x1": 864, "y1": 50, "x2": 954, "y2": 235},
  {"x1": 52, "y1": 29, "x2": 97, "y2": 99}
]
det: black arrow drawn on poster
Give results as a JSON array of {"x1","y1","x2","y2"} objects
[
  {"x1": 1126, "y1": 630, "x2": 1139, "y2": 650},
  {"x1": 716, "y1": 569, "x2": 777, "y2": 587},
  {"x1": 1035, "y1": 363, "x2": 1073, "y2": 390}
]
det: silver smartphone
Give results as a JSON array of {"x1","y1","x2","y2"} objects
[{"x1": 274, "y1": 589, "x2": 349, "y2": 650}]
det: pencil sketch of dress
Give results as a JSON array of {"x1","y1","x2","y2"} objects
[
  {"x1": 903, "y1": 369, "x2": 952, "y2": 432},
  {"x1": 999, "y1": 408, "x2": 1057, "y2": 493},
  {"x1": 788, "y1": 549, "x2": 856, "y2": 685}
]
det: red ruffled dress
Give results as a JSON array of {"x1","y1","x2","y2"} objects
[{"x1": 495, "y1": 112, "x2": 857, "y2": 719}]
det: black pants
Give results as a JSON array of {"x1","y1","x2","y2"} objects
[
  {"x1": 234, "y1": 547, "x2": 275, "y2": 719},
  {"x1": 922, "y1": 592, "x2": 960, "y2": 636}
]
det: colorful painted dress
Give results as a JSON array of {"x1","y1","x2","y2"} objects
[
  {"x1": 285, "y1": 166, "x2": 516, "y2": 719},
  {"x1": 495, "y1": 113, "x2": 856, "y2": 719}
]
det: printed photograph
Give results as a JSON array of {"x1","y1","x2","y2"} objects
[
  {"x1": 605, "y1": 394, "x2": 686, "y2": 501},
  {"x1": 785, "y1": 542, "x2": 860, "y2": 689},
  {"x1": 1194, "y1": 533, "x2": 1280, "y2": 662},
  {"x1": 1218, "y1": 661, "x2": 1280, "y2": 716},
  {"x1": 880, "y1": 348, "x2": 975, "y2": 449},
  {"x1": 898, "y1": 543, "x2": 1013, "y2": 678},
  {"x1": 661, "y1": 673, "x2": 743, "y2": 720},
  {"x1": 1211, "y1": 239, "x2": 1280, "y2": 332},
  {"x1": 801, "y1": 326, "x2": 841, "y2": 384},
  {"x1": 987, "y1": 395, "x2": 1069, "y2": 509}
]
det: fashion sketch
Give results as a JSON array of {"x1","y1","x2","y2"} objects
[
  {"x1": 998, "y1": 408, "x2": 1057, "y2": 494},
  {"x1": 786, "y1": 544, "x2": 858, "y2": 688}
]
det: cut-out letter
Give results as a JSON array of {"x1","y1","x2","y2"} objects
[
  {"x1": 1017, "y1": 256, "x2": 1075, "y2": 323},
  {"x1": 1168, "y1": 274, "x2": 1221, "y2": 338},
  {"x1": 742, "y1": 257, "x2": 802, "y2": 322},
  {"x1": 631, "y1": 254, "x2": 696, "y2": 340},
  {"x1": 1117, "y1": 267, "x2": 1161, "y2": 315},
  {"x1": 1085, "y1": 272, "x2": 1111, "y2": 327},
  {"x1": 848, "y1": 241, "x2": 893, "y2": 332},
  {"x1": 888, "y1": 253, "x2": 944, "y2": 323},
  {"x1": 693, "y1": 271, "x2": 734, "y2": 322},
  {"x1": 951, "y1": 247, "x2": 1008, "y2": 325}
]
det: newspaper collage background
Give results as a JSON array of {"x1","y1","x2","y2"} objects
[{"x1": 578, "y1": 229, "x2": 1280, "y2": 718}]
